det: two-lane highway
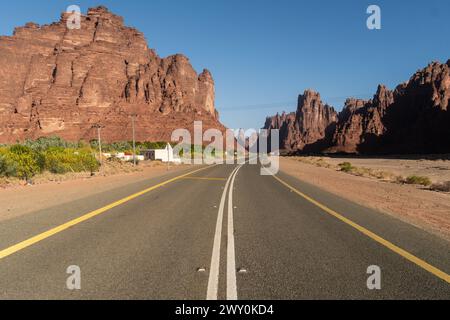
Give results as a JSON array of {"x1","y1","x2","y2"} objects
[{"x1": 0, "y1": 163, "x2": 448, "y2": 299}]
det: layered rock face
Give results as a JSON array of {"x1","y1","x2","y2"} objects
[
  {"x1": 264, "y1": 90, "x2": 338, "y2": 152},
  {"x1": 375, "y1": 61, "x2": 450, "y2": 154},
  {"x1": 264, "y1": 60, "x2": 450, "y2": 154},
  {"x1": 329, "y1": 85, "x2": 394, "y2": 153},
  {"x1": 0, "y1": 6, "x2": 224, "y2": 143}
]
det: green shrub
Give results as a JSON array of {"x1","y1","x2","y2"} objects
[
  {"x1": 24, "y1": 136, "x2": 79, "y2": 152},
  {"x1": 103, "y1": 141, "x2": 132, "y2": 153},
  {"x1": 6, "y1": 145, "x2": 43, "y2": 179},
  {"x1": 0, "y1": 139, "x2": 101, "y2": 179},
  {"x1": 338, "y1": 162, "x2": 354, "y2": 173},
  {"x1": 0, "y1": 153, "x2": 16, "y2": 177},
  {"x1": 44, "y1": 147, "x2": 99, "y2": 174},
  {"x1": 405, "y1": 175, "x2": 432, "y2": 186},
  {"x1": 76, "y1": 149, "x2": 100, "y2": 173},
  {"x1": 44, "y1": 147, "x2": 74, "y2": 174}
]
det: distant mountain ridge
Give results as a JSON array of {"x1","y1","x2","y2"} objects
[
  {"x1": 264, "y1": 60, "x2": 450, "y2": 154},
  {"x1": 0, "y1": 6, "x2": 225, "y2": 143}
]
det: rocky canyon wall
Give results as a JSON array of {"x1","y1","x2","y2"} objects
[
  {"x1": 0, "y1": 6, "x2": 224, "y2": 143},
  {"x1": 264, "y1": 60, "x2": 450, "y2": 154}
]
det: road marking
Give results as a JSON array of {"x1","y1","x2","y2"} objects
[
  {"x1": 0, "y1": 165, "x2": 215, "y2": 261},
  {"x1": 181, "y1": 177, "x2": 227, "y2": 181},
  {"x1": 206, "y1": 165, "x2": 240, "y2": 300},
  {"x1": 226, "y1": 165, "x2": 243, "y2": 300},
  {"x1": 271, "y1": 174, "x2": 450, "y2": 284}
]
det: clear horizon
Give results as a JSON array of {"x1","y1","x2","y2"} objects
[{"x1": 0, "y1": 0, "x2": 449, "y2": 129}]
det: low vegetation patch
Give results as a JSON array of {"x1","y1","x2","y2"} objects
[
  {"x1": 291, "y1": 156, "x2": 449, "y2": 193},
  {"x1": 404, "y1": 175, "x2": 432, "y2": 186},
  {"x1": 0, "y1": 137, "x2": 99, "y2": 180},
  {"x1": 44, "y1": 147, "x2": 99, "y2": 174},
  {"x1": 0, "y1": 137, "x2": 180, "y2": 183},
  {"x1": 295, "y1": 157, "x2": 334, "y2": 169},
  {"x1": 0, "y1": 145, "x2": 44, "y2": 180},
  {"x1": 338, "y1": 162, "x2": 354, "y2": 173}
]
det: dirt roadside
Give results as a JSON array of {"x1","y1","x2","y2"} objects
[
  {"x1": 280, "y1": 157, "x2": 450, "y2": 241},
  {"x1": 0, "y1": 163, "x2": 193, "y2": 222}
]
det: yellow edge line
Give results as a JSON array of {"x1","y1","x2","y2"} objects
[
  {"x1": 0, "y1": 165, "x2": 216, "y2": 261},
  {"x1": 272, "y1": 174, "x2": 450, "y2": 284},
  {"x1": 181, "y1": 177, "x2": 227, "y2": 181}
]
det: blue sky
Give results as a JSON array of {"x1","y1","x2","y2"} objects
[{"x1": 0, "y1": 0, "x2": 449, "y2": 129}]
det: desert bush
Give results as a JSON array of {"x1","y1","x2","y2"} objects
[
  {"x1": 44, "y1": 147, "x2": 75, "y2": 174},
  {"x1": 76, "y1": 149, "x2": 100, "y2": 173},
  {"x1": 338, "y1": 162, "x2": 354, "y2": 173},
  {"x1": 404, "y1": 175, "x2": 432, "y2": 186},
  {"x1": 0, "y1": 138, "x2": 101, "y2": 179},
  {"x1": 107, "y1": 155, "x2": 123, "y2": 163},
  {"x1": 24, "y1": 136, "x2": 81, "y2": 151},
  {"x1": 352, "y1": 167, "x2": 395, "y2": 181},
  {"x1": 373, "y1": 171, "x2": 395, "y2": 180},
  {"x1": 395, "y1": 175, "x2": 405, "y2": 183},
  {"x1": 315, "y1": 158, "x2": 333, "y2": 169},
  {"x1": 0, "y1": 153, "x2": 16, "y2": 177},
  {"x1": 103, "y1": 141, "x2": 133, "y2": 153},
  {"x1": 430, "y1": 181, "x2": 450, "y2": 192},
  {"x1": 4, "y1": 145, "x2": 44, "y2": 179},
  {"x1": 44, "y1": 147, "x2": 99, "y2": 174}
]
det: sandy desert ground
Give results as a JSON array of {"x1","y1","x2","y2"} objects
[
  {"x1": 0, "y1": 162, "x2": 192, "y2": 222},
  {"x1": 280, "y1": 156, "x2": 450, "y2": 241},
  {"x1": 321, "y1": 155, "x2": 450, "y2": 183}
]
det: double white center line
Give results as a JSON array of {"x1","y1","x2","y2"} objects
[{"x1": 207, "y1": 165, "x2": 243, "y2": 300}]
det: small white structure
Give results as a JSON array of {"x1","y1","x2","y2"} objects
[
  {"x1": 115, "y1": 152, "x2": 144, "y2": 162},
  {"x1": 124, "y1": 155, "x2": 145, "y2": 162},
  {"x1": 143, "y1": 144, "x2": 178, "y2": 163}
]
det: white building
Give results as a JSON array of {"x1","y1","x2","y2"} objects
[{"x1": 143, "y1": 144, "x2": 179, "y2": 163}]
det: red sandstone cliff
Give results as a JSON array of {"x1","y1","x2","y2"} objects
[
  {"x1": 264, "y1": 90, "x2": 338, "y2": 152},
  {"x1": 264, "y1": 60, "x2": 450, "y2": 154},
  {"x1": 0, "y1": 6, "x2": 224, "y2": 143}
]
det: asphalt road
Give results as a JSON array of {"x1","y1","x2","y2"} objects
[{"x1": 0, "y1": 163, "x2": 449, "y2": 299}]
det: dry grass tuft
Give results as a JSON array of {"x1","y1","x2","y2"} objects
[{"x1": 403, "y1": 175, "x2": 432, "y2": 186}]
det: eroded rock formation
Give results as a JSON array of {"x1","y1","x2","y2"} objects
[
  {"x1": 264, "y1": 60, "x2": 450, "y2": 154},
  {"x1": 0, "y1": 6, "x2": 224, "y2": 143},
  {"x1": 329, "y1": 85, "x2": 394, "y2": 153},
  {"x1": 264, "y1": 90, "x2": 338, "y2": 152}
]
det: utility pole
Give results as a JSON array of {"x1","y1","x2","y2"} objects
[
  {"x1": 131, "y1": 114, "x2": 137, "y2": 166},
  {"x1": 167, "y1": 143, "x2": 170, "y2": 171},
  {"x1": 92, "y1": 124, "x2": 104, "y2": 168}
]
